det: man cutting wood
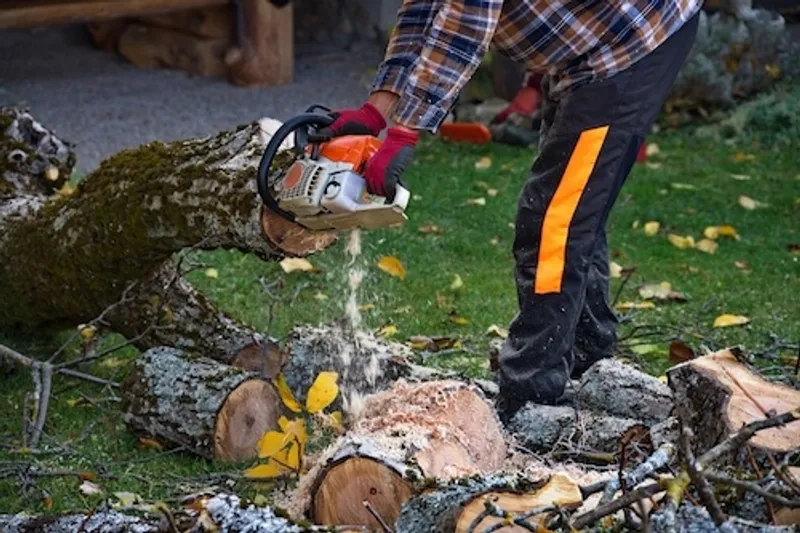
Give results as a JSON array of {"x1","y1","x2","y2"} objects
[{"x1": 317, "y1": 0, "x2": 701, "y2": 421}]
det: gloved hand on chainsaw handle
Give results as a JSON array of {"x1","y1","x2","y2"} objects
[{"x1": 316, "y1": 102, "x2": 387, "y2": 139}]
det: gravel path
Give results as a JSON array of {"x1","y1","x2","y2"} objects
[{"x1": 0, "y1": 25, "x2": 381, "y2": 173}]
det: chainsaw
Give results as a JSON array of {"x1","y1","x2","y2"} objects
[{"x1": 257, "y1": 105, "x2": 411, "y2": 231}]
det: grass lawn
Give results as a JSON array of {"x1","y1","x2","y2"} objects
[{"x1": 1, "y1": 110, "x2": 798, "y2": 515}]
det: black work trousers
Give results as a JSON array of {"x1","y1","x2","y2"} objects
[{"x1": 497, "y1": 14, "x2": 700, "y2": 404}]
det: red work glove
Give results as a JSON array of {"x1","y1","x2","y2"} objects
[
  {"x1": 316, "y1": 102, "x2": 387, "y2": 139},
  {"x1": 364, "y1": 127, "x2": 419, "y2": 200}
]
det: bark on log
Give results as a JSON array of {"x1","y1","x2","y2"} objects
[
  {"x1": 1, "y1": 107, "x2": 335, "y2": 363},
  {"x1": 286, "y1": 379, "x2": 508, "y2": 530},
  {"x1": 117, "y1": 22, "x2": 230, "y2": 78},
  {"x1": 120, "y1": 347, "x2": 282, "y2": 462},
  {"x1": 0, "y1": 510, "x2": 167, "y2": 533},
  {"x1": 506, "y1": 358, "x2": 674, "y2": 456},
  {"x1": 264, "y1": 322, "x2": 454, "y2": 417},
  {"x1": 667, "y1": 348, "x2": 800, "y2": 458},
  {"x1": 394, "y1": 473, "x2": 583, "y2": 533}
]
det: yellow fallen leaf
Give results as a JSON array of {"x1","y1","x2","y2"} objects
[
  {"x1": 377, "y1": 256, "x2": 406, "y2": 279},
  {"x1": 490, "y1": 236, "x2": 500, "y2": 246},
  {"x1": 730, "y1": 173, "x2": 751, "y2": 181},
  {"x1": 717, "y1": 225, "x2": 740, "y2": 240},
  {"x1": 450, "y1": 274, "x2": 464, "y2": 291},
  {"x1": 713, "y1": 314, "x2": 750, "y2": 328},
  {"x1": 273, "y1": 373, "x2": 303, "y2": 413},
  {"x1": 487, "y1": 188, "x2": 499, "y2": 197},
  {"x1": 204, "y1": 268, "x2": 219, "y2": 279},
  {"x1": 313, "y1": 292, "x2": 328, "y2": 301},
  {"x1": 377, "y1": 324, "x2": 398, "y2": 338},
  {"x1": 646, "y1": 143, "x2": 661, "y2": 157},
  {"x1": 734, "y1": 260, "x2": 749, "y2": 270},
  {"x1": 733, "y1": 152, "x2": 756, "y2": 163},
  {"x1": 704, "y1": 226, "x2": 719, "y2": 239},
  {"x1": 616, "y1": 301, "x2": 656, "y2": 310},
  {"x1": 358, "y1": 303, "x2": 375, "y2": 311},
  {"x1": 668, "y1": 234, "x2": 695, "y2": 249},
  {"x1": 450, "y1": 315, "x2": 469, "y2": 325},
  {"x1": 306, "y1": 372, "x2": 339, "y2": 414},
  {"x1": 696, "y1": 239, "x2": 719, "y2": 254},
  {"x1": 632, "y1": 219, "x2": 640, "y2": 229},
  {"x1": 278, "y1": 416, "x2": 308, "y2": 446},
  {"x1": 639, "y1": 282, "x2": 672, "y2": 300},
  {"x1": 466, "y1": 197, "x2": 487, "y2": 206},
  {"x1": 610, "y1": 262, "x2": 623, "y2": 279},
  {"x1": 78, "y1": 324, "x2": 97, "y2": 340},
  {"x1": 138, "y1": 437, "x2": 163, "y2": 451},
  {"x1": 328, "y1": 411, "x2": 343, "y2": 432},
  {"x1": 244, "y1": 461, "x2": 284, "y2": 479},
  {"x1": 393, "y1": 305, "x2": 412, "y2": 314},
  {"x1": 644, "y1": 221, "x2": 660, "y2": 236},
  {"x1": 738, "y1": 195, "x2": 766, "y2": 210},
  {"x1": 258, "y1": 431, "x2": 289, "y2": 459},
  {"x1": 475, "y1": 156, "x2": 492, "y2": 170},
  {"x1": 279, "y1": 257, "x2": 316, "y2": 273},
  {"x1": 486, "y1": 325, "x2": 509, "y2": 339}
]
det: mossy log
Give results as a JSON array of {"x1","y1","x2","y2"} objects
[
  {"x1": 120, "y1": 346, "x2": 282, "y2": 462},
  {"x1": 667, "y1": 348, "x2": 800, "y2": 459},
  {"x1": 287, "y1": 379, "x2": 508, "y2": 530},
  {"x1": 0, "y1": 510, "x2": 167, "y2": 533},
  {"x1": 0, "y1": 107, "x2": 335, "y2": 364},
  {"x1": 394, "y1": 473, "x2": 583, "y2": 533}
]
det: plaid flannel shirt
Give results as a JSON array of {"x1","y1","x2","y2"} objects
[{"x1": 371, "y1": 0, "x2": 701, "y2": 132}]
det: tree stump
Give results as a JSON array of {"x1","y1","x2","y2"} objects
[
  {"x1": 667, "y1": 348, "x2": 800, "y2": 457},
  {"x1": 394, "y1": 473, "x2": 583, "y2": 533},
  {"x1": 120, "y1": 347, "x2": 282, "y2": 461},
  {"x1": 287, "y1": 379, "x2": 508, "y2": 529}
]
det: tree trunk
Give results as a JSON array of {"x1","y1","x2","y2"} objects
[
  {"x1": 394, "y1": 473, "x2": 583, "y2": 533},
  {"x1": 0, "y1": 107, "x2": 336, "y2": 363},
  {"x1": 667, "y1": 348, "x2": 800, "y2": 458},
  {"x1": 286, "y1": 379, "x2": 508, "y2": 530},
  {"x1": 0, "y1": 511, "x2": 166, "y2": 533},
  {"x1": 120, "y1": 347, "x2": 282, "y2": 462}
]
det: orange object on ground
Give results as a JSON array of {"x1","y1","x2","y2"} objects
[{"x1": 439, "y1": 122, "x2": 493, "y2": 144}]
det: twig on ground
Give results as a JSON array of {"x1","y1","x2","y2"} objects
[
  {"x1": 600, "y1": 443, "x2": 675, "y2": 504},
  {"x1": 679, "y1": 425, "x2": 726, "y2": 526},
  {"x1": 572, "y1": 481, "x2": 664, "y2": 530},
  {"x1": 28, "y1": 362, "x2": 52, "y2": 449},
  {"x1": 57, "y1": 368, "x2": 119, "y2": 388},
  {"x1": 698, "y1": 408, "x2": 800, "y2": 468},
  {"x1": 362, "y1": 500, "x2": 394, "y2": 533},
  {"x1": 705, "y1": 471, "x2": 800, "y2": 508}
]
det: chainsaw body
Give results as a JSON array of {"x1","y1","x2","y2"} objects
[{"x1": 257, "y1": 109, "x2": 410, "y2": 231}]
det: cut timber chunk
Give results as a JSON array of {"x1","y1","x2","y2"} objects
[
  {"x1": 668, "y1": 348, "x2": 800, "y2": 456},
  {"x1": 120, "y1": 347, "x2": 281, "y2": 461},
  {"x1": 393, "y1": 473, "x2": 583, "y2": 533},
  {"x1": 117, "y1": 22, "x2": 229, "y2": 77},
  {"x1": 290, "y1": 380, "x2": 507, "y2": 529}
]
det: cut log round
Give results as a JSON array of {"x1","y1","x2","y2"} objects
[
  {"x1": 120, "y1": 347, "x2": 282, "y2": 461},
  {"x1": 394, "y1": 473, "x2": 583, "y2": 533},
  {"x1": 667, "y1": 348, "x2": 800, "y2": 457},
  {"x1": 289, "y1": 379, "x2": 508, "y2": 529}
]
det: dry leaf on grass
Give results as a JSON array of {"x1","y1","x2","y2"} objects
[
  {"x1": 734, "y1": 260, "x2": 750, "y2": 270},
  {"x1": 646, "y1": 143, "x2": 661, "y2": 157},
  {"x1": 730, "y1": 173, "x2": 751, "y2": 181},
  {"x1": 738, "y1": 195, "x2": 767, "y2": 210},
  {"x1": 732, "y1": 152, "x2": 756, "y2": 162},
  {"x1": 490, "y1": 236, "x2": 500, "y2": 246},
  {"x1": 487, "y1": 188, "x2": 499, "y2": 197},
  {"x1": 377, "y1": 324, "x2": 398, "y2": 338},
  {"x1": 450, "y1": 274, "x2": 464, "y2": 291},
  {"x1": 79, "y1": 480, "x2": 104, "y2": 496},
  {"x1": 713, "y1": 314, "x2": 751, "y2": 328},
  {"x1": 644, "y1": 221, "x2": 660, "y2": 236},
  {"x1": 696, "y1": 238, "x2": 719, "y2": 254},
  {"x1": 610, "y1": 262, "x2": 624, "y2": 279},
  {"x1": 377, "y1": 256, "x2": 406, "y2": 279},
  {"x1": 475, "y1": 156, "x2": 493, "y2": 170},
  {"x1": 408, "y1": 336, "x2": 461, "y2": 351},
  {"x1": 646, "y1": 162, "x2": 663, "y2": 170},
  {"x1": 671, "y1": 183, "x2": 697, "y2": 190},
  {"x1": 450, "y1": 315, "x2": 469, "y2": 325},
  {"x1": 419, "y1": 224, "x2": 444, "y2": 234},
  {"x1": 616, "y1": 301, "x2": 657, "y2": 310},
  {"x1": 204, "y1": 268, "x2": 219, "y2": 279},
  {"x1": 279, "y1": 257, "x2": 316, "y2": 273},
  {"x1": 466, "y1": 197, "x2": 487, "y2": 206},
  {"x1": 668, "y1": 340, "x2": 697, "y2": 364},
  {"x1": 668, "y1": 234, "x2": 695, "y2": 249},
  {"x1": 638, "y1": 282, "x2": 687, "y2": 302},
  {"x1": 486, "y1": 324, "x2": 509, "y2": 339}
]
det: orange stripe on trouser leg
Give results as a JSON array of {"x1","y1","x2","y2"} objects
[{"x1": 534, "y1": 125, "x2": 610, "y2": 294}]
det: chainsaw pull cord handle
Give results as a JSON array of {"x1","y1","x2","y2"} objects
[{"x1": 256, "y1": 112, "x2": 335, "y2": 221}]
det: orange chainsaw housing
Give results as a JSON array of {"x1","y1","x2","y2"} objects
[{"x1": 313, "y1": 134, "x2": 382, "y2": 173}]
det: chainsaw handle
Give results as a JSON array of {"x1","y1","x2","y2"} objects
[{"x1": 257, "y1": 112, "x2": 335, "y2": 219}]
